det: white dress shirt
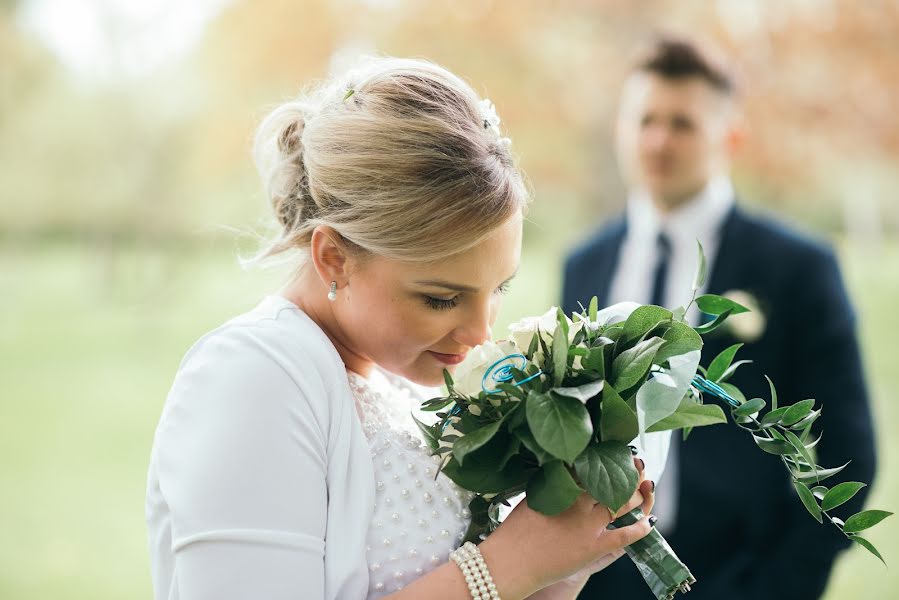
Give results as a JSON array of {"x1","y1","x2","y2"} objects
[{"x1": 607, "y1": 176, "x2": 735, "y2": 533}]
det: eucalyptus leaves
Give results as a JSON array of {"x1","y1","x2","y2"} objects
[{"x1": 414, "y1": 243, "x2": 889, "y2": 599}]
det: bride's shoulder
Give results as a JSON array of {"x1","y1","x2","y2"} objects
[{"x1": 175, "y1": 295, "x2": 345, "y2": 396}]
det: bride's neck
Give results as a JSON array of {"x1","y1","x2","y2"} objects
[{"x1": 279, "y1": 271, "x2": 374, "y2": 377}]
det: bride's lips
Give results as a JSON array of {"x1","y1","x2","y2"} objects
[{"x1": 428, "y1": 351, "x2": 468, "y2": 365}]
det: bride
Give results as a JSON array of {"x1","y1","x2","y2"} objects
[{"x1": 145, "y1": 57, "x2": 655, "y2": 600}]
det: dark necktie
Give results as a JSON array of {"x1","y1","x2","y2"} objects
[{"x1": 650, "y1": 231, "x2": 672, "y2": 307}]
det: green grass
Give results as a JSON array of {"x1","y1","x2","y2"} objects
[{"x1": 1, "y1": 237, "x2": 896, "y2": 599}]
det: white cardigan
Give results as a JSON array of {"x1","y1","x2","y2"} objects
[{"x1": 146, "y1": 295, "x2": 375, "y2": 599}]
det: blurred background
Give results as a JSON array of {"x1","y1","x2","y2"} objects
[{"x1": 2, "y1": 0, "x2": 898, "y2": 597}]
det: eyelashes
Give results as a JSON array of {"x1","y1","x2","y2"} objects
[{"x1": 422, "y1": 282, "x2": 511, "y2": 312}]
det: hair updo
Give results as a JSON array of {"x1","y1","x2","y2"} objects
[{"x1": 251, "y1": 56, "x2": 529, "y2": 264}]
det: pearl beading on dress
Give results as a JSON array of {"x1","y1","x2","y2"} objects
[{"x1": 348, "y1": 370, "x2": 474, "y2": 599}]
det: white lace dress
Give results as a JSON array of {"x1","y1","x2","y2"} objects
[{"x1": 347, "y1": 369, "x2": 475, "y2": 599}]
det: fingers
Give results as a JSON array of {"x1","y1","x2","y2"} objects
[
  {"x1": 603, "y1": 514, "x2": 654, "y2": 550},
  {"x1": 638, "y1": 479, "x2": 655, "y2": 516},
  {"x1": 633, "y1": 456, "x2": 646, "y2": 484}
]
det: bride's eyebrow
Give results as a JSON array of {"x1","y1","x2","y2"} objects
[{"x1": 414, "y1": 268, "x2": 519, "y2": 293}]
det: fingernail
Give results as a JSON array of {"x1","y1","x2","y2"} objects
[
  {"x1": 636, "y1": 458, "x2": 645, "y2": 471},
  {"x1": 629, "y1": 445, "x2": 638, "y2": 456},
  {"x1": 650, "y1": 480, "x2": 656, "y2": 493},
  {"x1": 649, "y1": 515, "x2": 658, "y2": 528}
]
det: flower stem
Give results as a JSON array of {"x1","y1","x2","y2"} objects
[{"x1": 608, "y1": 508, "x2": 696, "y2": 600}]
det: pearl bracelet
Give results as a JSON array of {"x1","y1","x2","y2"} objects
[{"x1": 449, "y1": 541, "x2": 501, "y2": 600}]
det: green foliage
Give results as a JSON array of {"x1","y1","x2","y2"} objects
[
  {"x1": 695, "y1": 294, "x2": 751, "y2": 316},
  {"x1": 611, "y1": 336, "x2": 665, "y2": 390},
  {"x1": 526, "y1": 461, "x2": 583, "y2": 515},
  {"x1": 600, "y1": 385, "x2": 640, "y2": 443},
  {"x1": 707, "y1": 343, "x2": 743, "y2": 382},
  {"x1": 526, "y1": 391, "x2": 592, "y2": 463},
  {"x1": 646, "y1": 398, "x2": 726, "y2": 432},
  {"x1": 822, "y1": 483, "x2": 868, "y2": 512},
  {"x1": 574, "y1": 443, "x2": 639, "y2": 513}
]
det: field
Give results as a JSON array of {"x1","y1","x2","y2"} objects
[{"x1": 1, "y1": 236, "x2": 896, "y2": 598}]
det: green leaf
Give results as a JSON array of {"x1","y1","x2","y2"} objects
[
  {"x1": 766, "y1": 375, "x2": 778, "y2": 411},
  {"x1": 759, "y1": 406, "x2": 790, "y2": 427},
  {"x1": 600, "y1": 385, "x2": 639, "y2": 443},
  {"x1": 554, "y1": 379, "x2": 605, "y2": 404},
  {"x1": 707, "y1": 343, "x2": 743, "y2": 382},
  {"x1": 843, "y1": 510, "x2": 893, "y2": 534},
  {"x1": 793, "y1": 462, "x2": 850, "y2": 485},
  {"x1": 526, "y1": 391, "x2": 593, "y2": 463},
  {"x1": 443, "y1": 369, "x2": 455, "y2": 392},
  {"x1": 821, "y1": 482, "x2": 867, "y2": 512},
  {"x1": 420, "y1": 396, "x2": 454, "y2": 412},
  {"x1": 789, "y1": 409, "x2": 821, "y2": 432},
  {"x1": 440, "y1": 454, "x2": 529, "y2": 493},
  {"x1": 620, "y1": 306, "x2": 673, "y2": 346},
  {"x1": 526, "y1": 461, "x2": 583, "y2": 515},
  {"x1": 695, "y1": 294, "x2": 751, "y2": 316},
  {"x1": 782, "y1": 399, "x2": 815, "y2": 426},
  {"x1": 610, "y1": 337, "x2": 666, "y2": 391},
  {"x1": 498, "y1": 437, "x2": 522, "y2": 470},
  {"x1": 552, "y1": 322, "x2": 568, "y2": 386},
  {"x1": 794, "y1": 481, "x2": 823, "y2": 523},
  {"x1": 583, "y1": 345, "x2": 605, "y2": 379},
  {"x1": 588, "y1": 296, "x2": 598, "y2": 323},
  {"x1": 646, "y1": 398, "x2": 727, "y2": 432},
  {"x1": 411, "y1": 412, "x2": 440, "y2": 453},
  {"x1": 851, "y1": 536, "x2": 887, "y2": 566},
  {"x1": 784, "y1": 429, "x2": 818, "y2": 482},
  {"x1": 452, "y1": 418, "x2": 506, "y2": 466},
  {"x1": 693, "y1": 240, "x2": 708, "y2": 290},
  {"x1": 657, "y1": 321, "x2": 703, "y2": 364},
  {"x1": 811, "y1": 486, "x2": 829, "y2": 500},
  {"x1": 514, "y1": 426, "x2": 553, "y2": 466},
  {"x1": 733, "y1": 398, "x2": 766, "y2": 418},
  {"x1": 527, "y1": 331, "x2": 540, "y2": 361},
  {"x1": 752, "y1": 434, "x2": 797, "y2": 455},
  {"x1": 694, "y1": 309, "x2": 734, "y2": 335},
  {"x1": 718, "y1": 360, "x2": 753, "y2": 383},
  {"x1": 574, "y1": 442, "x2": 639, "y2": 513}
]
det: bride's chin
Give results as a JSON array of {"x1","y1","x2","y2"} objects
[{"x1": 402, "y1": 361, "x2": 453, "y2": 388}]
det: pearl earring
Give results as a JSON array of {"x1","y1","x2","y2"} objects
[{"x1": 328, "y1": 281, "x2": 337, "y2": 301}]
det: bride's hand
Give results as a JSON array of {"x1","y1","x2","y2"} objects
[{"x1": 479, "y1": 457, "x2": 656, "y2": 599}]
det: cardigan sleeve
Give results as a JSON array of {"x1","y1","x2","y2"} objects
[{"x1": 155, "y1": 326, "x2": 331, "y2": 599}]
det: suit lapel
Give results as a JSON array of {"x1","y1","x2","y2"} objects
[{"x1": 706, "y1": 204, "x2": 746, "y2": 295}]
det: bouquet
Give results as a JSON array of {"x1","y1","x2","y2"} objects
[{"x1": 413, "y1": 244, "x2": 890, "y2": 600}]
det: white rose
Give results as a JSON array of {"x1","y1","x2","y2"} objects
[
  {"x1": 508, "y1": 307, "x2": 585, "y2": 366},
  {"x1": 450, "y1": 339, "x2": 519, "y2": 398}
]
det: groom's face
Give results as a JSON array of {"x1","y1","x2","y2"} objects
[{"x1": 616, "y1": 73, "x2": 734, "y2": 209}]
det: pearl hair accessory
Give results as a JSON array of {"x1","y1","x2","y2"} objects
[
  {"x1": 327, "y1": 281, "x2": 337, "y2": 301},
  {"x1": 449, "y1": 541, "x2": 501, "y2": 600},
  {"x1": 478, "y1": 98, "x2": 512, "y2": 148}
]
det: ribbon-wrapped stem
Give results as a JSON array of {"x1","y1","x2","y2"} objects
[{"x1": 608, "y1": 508, "x2": 696, "y2": 600}]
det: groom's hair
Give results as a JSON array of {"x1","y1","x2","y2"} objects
[{"x1": 634, "y1": 34, "x2": 735, "y2": 96}]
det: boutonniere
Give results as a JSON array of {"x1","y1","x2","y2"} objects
[{"x1": 721, "y1": 289, "x2": 766, "y2": 342}]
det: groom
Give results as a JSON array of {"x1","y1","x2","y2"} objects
[{"x1": 563, "y1": 36, "x2": 877, "y2": 600}]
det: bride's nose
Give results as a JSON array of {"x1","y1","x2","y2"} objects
[{"x1": 452, "y1": 301, "x2": 494, "y2": 348}]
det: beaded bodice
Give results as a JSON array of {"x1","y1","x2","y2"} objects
[{"x1": 347, "y1": 369, "x2": 474, "y2": 599}]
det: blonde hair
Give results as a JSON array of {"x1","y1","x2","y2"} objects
[{"x1": 251, "y1": 57, "x2": 529, "y2": 265}]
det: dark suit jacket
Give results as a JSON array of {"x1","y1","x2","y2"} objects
[{"x1": 563, "y1": 205, "x2": 877, "y2": 600}]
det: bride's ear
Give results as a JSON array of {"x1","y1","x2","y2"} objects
[{"x1": 309, "y1": 226, "x2": 352, "y2": 289}]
